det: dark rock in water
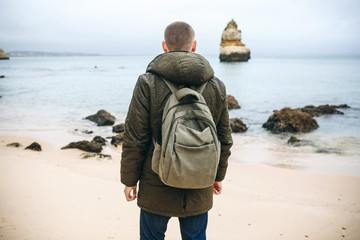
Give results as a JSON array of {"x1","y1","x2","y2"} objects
[
  {"x1": 287, "y1": 136, "x2": 300, "y2": 144},
  {"x1": 61, "y1": 141, "x2": 102, "y2": 153},
  {"x1": 113, "y1": 123, "x2": 125, "y2": 133},
  {"x1": 92, "y1": 136, "x2": 106, "y2": 146},
  {"x1": 299, "y1": 104, "x2": 349, "y2": 117},
  {"x1": 230, "y1": 118, "x2": 248, "y2": 133},
  {"x1": 62, "y1": 136, "x2": 106, "y2": 153},
  {"x1": 0, "y1": 75, "x2": 4, "y2": 78},
  {"x1": 25, "y1": 142, "x2": 42, "y2": 151},
  {"x1": 85, "y1": 110, "x2": 115, "y2": 126},
  {"x1": 316, "y1": 148, "x2": 343, "y2": 154},
  {"x1": 227, "y1": 95, "x2": 241, "y2": 110},
  {"x1": 74, "y1": 129, "x2": 94, "y2": 134},
  {"x1": 80, "y1": 153, "x2": 112, "y2": 160},
  {"x1": 220, "y1": 53, "x2": 250, "y2": 62},
  {"x1": 331, "y1": 104, "x2": 350, "y2": 109},
  {"x1": 287, "y1": 136, "x2": 315, "y2": 147},
  {"x1": 111, "y1": 132, "x2": 124, "y2": 147},
  {"x1": 6, "y1": 142, "x2": 23, "y2": 148},
  {"x1": 263, "y1": 107, "x2": 319, "y2": 133}
]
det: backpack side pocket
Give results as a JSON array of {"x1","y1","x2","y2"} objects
[{"x1": 151, "y1": 142, "x2": 161, "y2": 174}]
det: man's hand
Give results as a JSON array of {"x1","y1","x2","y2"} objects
[
  {"x1": 124, "y1": 185, "x2": 137, "y2": 201},
  {"x1": 213, "y1": 181, "x2": 222, "y2": 195}
]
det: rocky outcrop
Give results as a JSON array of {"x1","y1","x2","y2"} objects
[
  {"x1": 6, "y1": 142, "x2": 23, "y2": 148},
  {"x1": 25, "y1": 142, "x2": 42, "y2": 151},
  {"x1": 111, "y1": 132, "x2": 124, "y2": 147},
  {"x1": 92, "y1": 136, "x2": 107, "y2": 146},
  {"x1": 85, "y1": 110, "x2": 115, "y2": 126},
  {"x1": 227, "y1": 95, "x2": 240, "y2": 110},
  {"x1": 80, "y1": 153, "x2": 112, "y2": 160},
  {"x1": 74, "y1": 129, "x2": 94, "y2": 134},
  {"x1": 230, "y1": 118, "x2": 248, "y2": 133},
  {"x1": 263, "y1": 108, "x2": 319, "y2": 133},
  {"x1": 299, "y1": 104, "x2": 350, "y2": 117},
  {"x1": 220, "y1": 20, "x2": 250, "y2": 62},
  {"x1": 61, "y1": 140, "x2": 102, "y2": 153},
  {"x1": 113, "y1": 123, "x2": 125, "y2": 133},
  {"x1": 0, "y1": 48, "x2": 9, "y2": 60},
  {"x1": 316, "y1": 148, "x2": 342, "y2": 154},
  {"x1": 287, "y1": 136, "x2": 300, "y2": 144},
  {"x1": 61, "y1": 136, "x2": 106, "y2": 153},
  {"x1": 287, "y1": 136, "x2": 315, "y2": 147}
]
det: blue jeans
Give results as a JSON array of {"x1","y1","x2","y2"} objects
[{"x1": 140, "y1": 209, "x2": 208, "y2": 240}]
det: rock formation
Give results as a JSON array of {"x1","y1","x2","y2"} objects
[
  {"x1": 61, "y1": 140, "x2": 103, "y2": 153},
  {"x1": 25, "y1": 142, "x2": 42, "y2": 151},
  {"x1": 92, "y1": 136, "x2": 107, "y2": 146},
  {"x1": 111, "y1": 132, "x2": 124, "y2": 147},
  {"x1": 6, "y1": 142, "x2": 23, "y2": 148},
  {"x1": 85, "y1": 110, "x2": 115, "y2": 126},
  {"x1": 113, "y1": 123, "x2": 125, "y2": 133},
  {"x1": 287, "y1": 136, "x2": 300, "y2": 144},
  {"x1": 287, "y1": 136, "x2": 315, "y2": 147},
  {"x1": 0, "y1": 48, "x2": 9, "y2": 60},
  {"x1": 230, "y1": 118, "x2": 248, "y2": 133},
  {"x1": 262, "y1": 108, "x2": 319, "y2": 133},
  {"x1": 316, "y1": 148, "x2": 342, "y2": 154},
  {"x1": 220, "y1": 20, "x2": 250, "y2": 62},
  {"x1": 61, "y1": 136, "x2": 106, "y2": 153},
  {"x1": 74, "y1": 129, "x2": 94, "y2": 134},
  {"x1": 227, "y1": 95, "x2": 241, "y2": 110},
  {"x1": 80, "y1": 153, "x2": 112, "y2": 160},
  {"x1": 299, "y1": 104, "x2": 350, "y2": 117}
]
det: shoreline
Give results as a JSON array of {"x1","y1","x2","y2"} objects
[
  {"x1": 1, "y1": 135, "x2": 359, "y2": 239},
  {"x1": 1, "y1": 129, "x2": 360, "y2": 178}
]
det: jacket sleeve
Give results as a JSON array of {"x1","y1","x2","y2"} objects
[
  {"x1": 121, "y1": 75, "x2": 151, "y2": 187},
  {"x1": 215, "y1": 87, "x2": 233, "y2": 182}
]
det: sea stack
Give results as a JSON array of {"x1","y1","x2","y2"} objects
[
  {"x1": 219, "y1": 20, "x2": 250, "y2": 62},
  {"x1": 0, "y1": 48, "x2": 9, "y2": 60}
]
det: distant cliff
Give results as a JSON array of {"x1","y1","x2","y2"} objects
[
  {"x1": 219, "y1": 20, "x2": 250, "y2": 62},
  {"x1": 0, "y1": 48, "x2": 9, "y2": 60}
]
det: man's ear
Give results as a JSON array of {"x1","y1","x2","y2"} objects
[
  {"x1": 162, "y1": 41, "x2": 169, "y2": 53},
  {"x1": 191, "y1": 40, "x2": 197, "y2": 52}
]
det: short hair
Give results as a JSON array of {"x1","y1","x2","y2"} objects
[{"x1": 164, "y1": 21, "x2": 195, "y2": 51}]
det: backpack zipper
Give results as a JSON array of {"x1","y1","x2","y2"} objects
[{"x1": 162, "y1": 101, "x2": 207, "y2": 125}]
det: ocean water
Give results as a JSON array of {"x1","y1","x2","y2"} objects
[{"x1": 1, "y1": 55, "x2": 359, "y2": 175}]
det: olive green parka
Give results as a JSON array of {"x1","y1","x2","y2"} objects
[{"x1": 121, "y1": 51, "x2": 233, "y2": 217}]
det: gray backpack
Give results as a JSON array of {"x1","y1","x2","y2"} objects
[{"x1": 152, "y1": 78, "x2": 221, "y2": 189}]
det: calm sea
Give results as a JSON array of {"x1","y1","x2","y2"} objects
[{"x1": 1, "y1": 55, "x2": 359, "y2": 175}]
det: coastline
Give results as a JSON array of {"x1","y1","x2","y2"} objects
[
  {"x1": 1, "y1": 56, "x2": 359, "y2": 178},
  {"x1": 2, "y1": 128, "x2": 360, "y2": 177},
  {"x1": 1, "y1": 135, "x2": 360, "y2": 240}
]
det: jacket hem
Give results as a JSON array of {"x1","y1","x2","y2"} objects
[{"x1": 138, "y1": 203, "x2": 211, "y2": 218}]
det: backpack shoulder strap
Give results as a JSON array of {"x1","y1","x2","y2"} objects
[
  {"x1": 196, "y1": 82, "x2": 207, "y2": 94},
  {"x1": 162, "y1": 77, "x2": 208, "y2": 94},
  {"x1": 162, "y1": 78, "x2": 178, "y2": 93}
]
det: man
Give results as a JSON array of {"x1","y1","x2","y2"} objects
[{"x1": 121, "y1": 21, "x2": 233, "y2": 240}]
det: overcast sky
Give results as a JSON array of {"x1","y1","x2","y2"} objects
[{"x1": 1, "y1": 0, "x2": 359, "y2": 56}]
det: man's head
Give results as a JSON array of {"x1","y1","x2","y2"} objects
[{"x1": 162, "y1": 21, "x2": 197, "y2": 53}]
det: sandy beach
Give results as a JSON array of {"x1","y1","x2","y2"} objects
[{"x1": 1, "y1": 135, "x2": 360, "y2": 240}]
